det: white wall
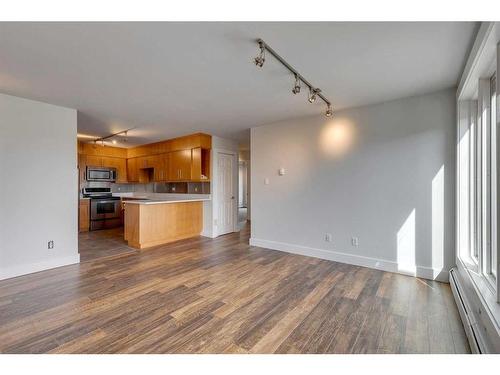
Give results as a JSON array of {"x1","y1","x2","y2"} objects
[
  {"x1": 0, "y1": 93, "x2": 79, "y2": 280},
  {"x1": 250, "y1": 89, "x2": 456, "y2": 281}
]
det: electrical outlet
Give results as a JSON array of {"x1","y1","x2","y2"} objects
[
  {"x1": 351, "y1": 237, "x2": 359, "y2": 247},
  {"x1": 325, "y1": 233, "x2": 332, "y2": 242},
  {"x1": 48, "y1": 240, "x2": 54, "y2": 249}
]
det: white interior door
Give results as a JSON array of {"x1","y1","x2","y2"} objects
[{"x1": 217, "y1": 152, "x2": 235, "y2": 235}]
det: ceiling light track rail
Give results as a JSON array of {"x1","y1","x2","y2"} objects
[
  {"x1": 93, "y1": 127, "x2": 135, "y2": 145},
  {"x1": 255, "y1": 38, "x2": 333, "y2": 117}
]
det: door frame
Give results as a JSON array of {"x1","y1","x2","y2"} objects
[{"x1": 213, "y1": 148, "x2": 238, "y2": 237}]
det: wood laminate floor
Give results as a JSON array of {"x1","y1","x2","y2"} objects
[
  {"x1": 78, "y1": 227, "x2": 138, "y2": 262},
  {"x1": 0, "y1": 224, "x2": 469, "y2": 354}
]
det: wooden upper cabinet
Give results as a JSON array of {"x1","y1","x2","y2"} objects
[
  {"x1": 168, "y1": 149, "x2": 192, "y2": 181},
  {"x1": 127, "y1": 158, "x2": 139, "y2": 183},
  {"x1": 136, "y1": 155, "x2": 158, "y2": 170},
  {"x1": 78, "y1": 154, "x2": 87, "y2": 183},
  {"x1": 79, "y1": 134, "x2": 211, "y2": 184},
  {"x1": 101, "y1": 157, "x2": 127, "y2": 183},
  {"x1": 85, "y1": 155, "x2": 103, "y2": 168},
  {"x1": 153, "y1": 154, "x2": 168, "y2": 182},
  {"x1": 191, "y1": 148, "x2": 202, "y2": 181},
  {"x1": 191, "y1": 148, "x2": 210, "y2": 181}
]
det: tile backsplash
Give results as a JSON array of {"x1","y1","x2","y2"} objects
[
  {"x1": 111, "y1": 182, "x2": 210, "y2": 194},
  {"x1": 81, "y1": 181, "x2": 210, "y2": 194}
]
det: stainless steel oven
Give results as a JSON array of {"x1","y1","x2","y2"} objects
[
  {"x1": 89, "y1": 198, "x2": 121, "y2": 230},
  {"x1": 86, "y1": 167, "x2": 117, "y2": 182},
  {"x1": 82, "y1": 187, "x2": 122, "y2": 230},
  {"x1": 91, "y1": 198, "x2": 120, "y2": 220}
]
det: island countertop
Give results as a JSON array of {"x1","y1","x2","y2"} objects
[{"x1": 123, "y1": 198, "x2": 210, "y2": 205}]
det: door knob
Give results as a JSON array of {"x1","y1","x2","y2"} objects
[{"x1": 231, "y1": 196, "x2": 235, "y2": 199}]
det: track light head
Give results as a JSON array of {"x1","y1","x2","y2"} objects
[
  {"x1": 254, "y1": 42, "x2": 266, "y2": 68},
  {"x1": 292, "y1": 74, "x2": 301, "y2": 94},
  {"x1": 325, "y1": 104, "x2": 333, "y2": 117},
  {"x1": 308, "y1": 88, "x2": 321, "y2": 103}
]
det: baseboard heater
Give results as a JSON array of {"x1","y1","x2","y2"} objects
[{"x1": 449, "y1": 268, "x2": 481, "y2": 353}]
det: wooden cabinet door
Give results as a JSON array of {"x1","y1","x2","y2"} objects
[
  {"x1": 161, "y1": 153, "x2": 169, "y2": 182},
  {"x1": 136, "y1": 156, "x2": 147, "y2": 169},
  {"x1": 116, "y1": 158, "x2": 127, "y2": 183},
  {"x1": 85, "y1": 155, "x2": 102, "y2": 168},
  {"x1": 168, "y1": 149, "x2": 192, "y2": 181},
  {"x1": 127, "y1": 158, "x2": 139, "y2": 182},
  {"x1": 152, "y1": 155, "x2": 165, "y2": 182},
  {"x1": 191, "y1": 147, "x2": 202, "y2": 181},
  {"x1": 78, "y1": 154, "x2": 87, "y2": 183},
  {"x1": 79, "y1": 199, "x2": 90, "y2": 232},
  {"x1": 102, "y1": 157, "x2": 127, "y2": 183}
]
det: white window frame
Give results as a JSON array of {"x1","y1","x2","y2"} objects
[
  {"x1": 455, "y1": 22, "x2": 500, "y2": 353},
  {"x1": 456, "y1": 28, "x2": 500, "y2": 302},
  {"x1": 457, "y1": 36, "x2": 500, "y2": 303}
]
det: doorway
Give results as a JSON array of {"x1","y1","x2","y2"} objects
[
  {"x1": 238, "y1": 160, "x2": 248, "y2": 226},
  {"x1": 216, "y1": 151, "x2": 236, "y2": 236}
]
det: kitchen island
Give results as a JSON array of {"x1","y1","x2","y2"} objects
[{"x1": 123, "y1": 198, "x2": 209, "y2": 249}]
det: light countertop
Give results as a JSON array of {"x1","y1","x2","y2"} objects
[{"x1": 123, "y1": 198, "x2": 210, "y2": 205}]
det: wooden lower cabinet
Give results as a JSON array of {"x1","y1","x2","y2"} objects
[
  {"x1": 79, "y1": 199, "x2": 90, "y2": 232},
  {"x1": 124, "y1": 201, "x2": 203, "y2": 249}
]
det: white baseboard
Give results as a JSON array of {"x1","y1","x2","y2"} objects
[
  {"x1": 0, "y1": 254, "x2": 81, "y2": 281},
  {"x1": 201, "y1": 229, "x2": 216, "y2": 238},
  {"x1": 249, "y1": 238, "x2": 448, "y2": 282}
]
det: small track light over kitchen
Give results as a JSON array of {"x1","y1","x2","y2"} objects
[
  {"x1": 254, "y1": 41, "x2": 265, "y2": 67},
  {"x1": 325, "y1": 104, "x2": 333, "y2": 117},
  {"x1": 253, "y1": 38, "x2": 333, "y2": 117},
  {"x1": 308, "y1": 88, "x2": 320, "y2": 103},
  {"x1": 292, "y1": 74, "x2": 301, "y2": 94},
  {"x1": 93, "y1": 127, "x2": 135, "y2": 147}
]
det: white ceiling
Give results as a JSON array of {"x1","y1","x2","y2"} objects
[{"x1": 0, "y1": 22, "x2": 477, "y2": 147}]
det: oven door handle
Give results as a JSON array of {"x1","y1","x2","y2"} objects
[{"x1": 95, "y1": 200, "x2": 118, "y2": 204}]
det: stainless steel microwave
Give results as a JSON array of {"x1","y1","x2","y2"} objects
[{"x1": 86, "y1": 167, "x2": 117, "y2": 182}]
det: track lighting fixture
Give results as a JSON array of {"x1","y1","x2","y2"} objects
[
  {"x1": 292, "y1": 74, "x2": 301, "y2": 94},
  {"x1": 308, "y1": 88, "x2": 321, "y2": 103},
  {"x1": 254, "y1": 38, "x2": 333, "y2": 117},
  {"x1": 325, "y1": 104, "x2": 333, "y2": 117},
  {"x1": 254, "y1": 41, "x2": 265, "y2": 67},
  {"x1": 93, "y1": 127, "x2": 135, "y2": 147}
]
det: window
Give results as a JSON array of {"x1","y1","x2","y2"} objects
[
  {"x1": 458, "y1": 73, "x2": 498, "y2": 296},
  {"x1": 491, "y1": 74, "x2": 497, "y2": 280}
]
